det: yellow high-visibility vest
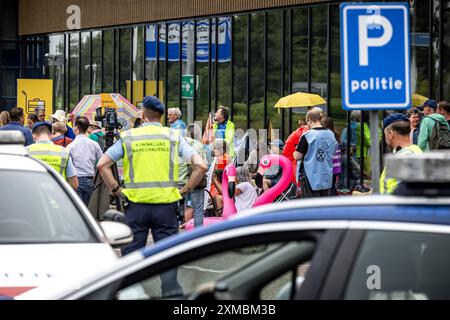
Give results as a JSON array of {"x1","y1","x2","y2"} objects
[
  {"x1": 380, "y1": 144, "x2": 422, "y2": 194},
  {"x1": 121, "y1": 125, "x2": 181, "y2": 204},
  {"x1": 27, "y1": 143, "x2": 69, "y2": 178}
]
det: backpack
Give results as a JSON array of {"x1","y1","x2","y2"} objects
[{"x1": 428, "y1": 117, "x2": 450, "y2": 150}]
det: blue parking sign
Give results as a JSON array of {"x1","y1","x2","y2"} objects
[{"x1": 340, "y1": 3, "x2": 411, "y2": 110}]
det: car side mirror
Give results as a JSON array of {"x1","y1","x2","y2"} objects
[
  {"x1": 103, "y1": 209, "x2": 126, "y2": 223},
  {"x1": 100, "y1": 221, "x2": 133, "y2": 248}
]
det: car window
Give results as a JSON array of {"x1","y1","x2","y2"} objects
[
  {"x1": 0, "y1": 171, "x2": 97, "y2": 244},
  {"x1": 117, "y1": 243, "x2": 287, "y2": 300},
  {"x1": 344, "y1": 231, "x2": 450, "y2": 300}
]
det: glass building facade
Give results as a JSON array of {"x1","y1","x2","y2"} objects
[{"x1": 17, "y1": 1, "x2": 450, "y2": 134}]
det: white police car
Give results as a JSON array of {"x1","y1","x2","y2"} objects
[
  {"x1": 17, "y1": 152, "x2": 450, "y2": 300},
  {"x1": 0, "y1": 131, "x2": 132, "y2": 298}
]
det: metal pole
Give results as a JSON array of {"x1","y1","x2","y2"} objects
[
  {"x1": 113, "y1": 29, "x2": 117, "y2": 92},
  {"x1": 428, "y1": 0, "x2": 433, "y2": 99},
  {"x1": 360, "y1": 111, "x2": 365, "y2": 186},
  {"x1": 281, "y1": 10, "x2": 285, "y2": 140},
  {"x1": 118, "y1": 30, "x2": 121, "y2": 94},
  {"x1": 193, "y1": 20, "x2": 197, "y2": 122},
  {"x1": 64, "y1": 34, "x2": 67, "y2": 111},
  {"x1": 89, "y1": 31, "x2": 93, "y2": 94},
  {"x1": 370, "y1": 110, "x2": 380, "y2": 194},
  {"x1": 230, "y1": 16, "x2": 234, "y2": 120},
  {"x1": 215, "y1": 17, "x2": 219, "y2": 111},
  {"x1": 156, "y1": 24, "x2": 160, "y2": 99},
  {"x1": 101, "y1": 30, "x2": 104, "y2": 93},
  {"x1": 307, "y1": 7, "x2": 312, "y2": 93},
  {"x1": 346, "y1": 111, "x2": 351, "y2": 188},
  {"x1": 66, "y1": 34, "x2": 70, "y2": 110},
  {"x1": 78, "y1": 32, "x2": 82, "y2": 100},
  {"x1": 288, "y1": 9, "x2": 293, "y2": 134},
  {"x1": 33, "y1": 36, "x2": 37, "y2": 78},
  {"x1": 438, "y1": 0, "x2": 443, "y2": 100},
  {"x1": 164, "y1": 22, "x2": 169, "y2": 125},
  {"x1": 247, "y1": 14, "x2": 251, "y2": 130},
  {"x1": 327, "y1": 4, "x2": 332, "y2": 117},
  {"x1": 178, "y1": 21, "x2": 182, "y2": 111},
  {"x1": 143, "y1": 25, "x2": 147, "y2": 99},
  {"x1": 130, "y1": 27, "x2": 134, "y2": 105},
  {"x1": 208, "y1": 18, "x2": 212, "y2": 114},
  {"x1": 264, "y1": 12, "x2": 268, "y2": 130}
]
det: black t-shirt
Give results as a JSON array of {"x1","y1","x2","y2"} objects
[
  {"x1": 447, "y1": 120, "x2": 450, "y2": 128},
  {"x1": 296, "y1": 127, "x2": 329, "y2": 156}
]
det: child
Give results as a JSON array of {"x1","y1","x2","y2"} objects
[{"x1": 235, "y1": 166, "x2": 258, "y2": 213}]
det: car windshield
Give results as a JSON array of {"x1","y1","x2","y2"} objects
[{"x1": 0, "y1": 170, "x2": 97, "y2": 244}]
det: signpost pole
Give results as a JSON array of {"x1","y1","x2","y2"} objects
[
  {"x1": 186, "y1": 23, "x2": 195, "y2": 124},
  {"x1": 340, "y1": 3, "x2": 411, "y2": 195},
  {"x1": 370, "y1": 110, "x2": 380, "y2": 194}
]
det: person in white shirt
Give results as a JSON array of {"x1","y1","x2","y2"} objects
[
  {"x1": 68, "y1": 116, "x2": 104, "y2": 206},
  {"x1": 235, "y1": 166, "x2": 258, "y2": 213}
]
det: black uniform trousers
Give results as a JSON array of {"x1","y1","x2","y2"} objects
[{"x1": 121, "y1": 201, "x2": 183, "y2": 297}]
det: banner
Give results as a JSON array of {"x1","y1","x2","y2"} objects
[
  {"x1": 17, "y1": 79, "x2": 53, "y2": 120},
  {"x1": 146, "y1": 18, "x2": 231, "y2": 63}
]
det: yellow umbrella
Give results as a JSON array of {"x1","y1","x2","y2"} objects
[
  {"x1": 274, "y1": 92, "x2": 327, "y2": 109},
  {"x1": 412, "y1": 93, "x2": 428, "y2": 107}
]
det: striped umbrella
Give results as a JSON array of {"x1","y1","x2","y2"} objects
[{"x1": 70, "y1": 93, "x2": 139, "y2": 131}]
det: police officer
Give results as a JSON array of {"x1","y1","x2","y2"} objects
[
  {"x1": 27, "y1": 122, "x2": 79, "y2": 190},
  {"x1": 97, "y1": 96, "x2": 207, "y2": 297},
  {"x1": 380, "y1": 113, "x2": 423, "y2": 194}
]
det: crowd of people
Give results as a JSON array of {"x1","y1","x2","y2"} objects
[
  {"x1": 0, "y1": 106, "x2": 106, "y2": 208},
  {"x1": 1, "y1": 98, "x2": 449, "y2": 221},
  {"x1": 1, "y1": 96, "x2": 448, "y2": 297}
]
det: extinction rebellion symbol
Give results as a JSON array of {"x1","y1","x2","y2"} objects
[{"x1": 316, "y1": 149, "x2": 326, "y2": 162}]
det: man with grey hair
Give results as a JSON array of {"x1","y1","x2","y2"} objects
[{"x1": 168, "y1": 107, "x2": 187, "y2": 132}]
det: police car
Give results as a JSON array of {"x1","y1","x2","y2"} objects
[
  {"x1": 18, "y1": 152, "x2": 450, "y2": 300},
  {"x1": 0, "y1": 131, "x2": 132, "y2": 298}
]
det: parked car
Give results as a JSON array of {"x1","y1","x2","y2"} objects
[
  {"x1": 17, "y1": 152, "x2": 450, "y2": 300},
  {"x1": 0, "y1": 131, "x2": 132, "y2": 297}
]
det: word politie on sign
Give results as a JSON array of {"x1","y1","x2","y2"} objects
[{"x1": 351, "y1": 77, "x2": 403, "y2": 93}]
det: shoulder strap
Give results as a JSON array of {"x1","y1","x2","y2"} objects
[{"x1": 426, "y1": 116, "x2": 436, "y2": 123}]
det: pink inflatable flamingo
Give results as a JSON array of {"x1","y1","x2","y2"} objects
[
  {"x1": 252, "y1": 154, "x2": 293, "y2": 207},
  {"x1": 184, "y1": 164, "x2": 237, "y2": 231}
]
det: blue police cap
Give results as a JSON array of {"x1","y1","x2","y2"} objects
[
  {"x1": 421, "y1": 99, "x2": 438, "y2": 110},
  {"x1": 142, "y1": 96, "x2": 165, "y2": 114},
  {"x1": 32, "y1": 121, "x2": 52, "y2": 133},
  {"x1": 383, "y1": 113, "x2": 409, "y2": 129}
]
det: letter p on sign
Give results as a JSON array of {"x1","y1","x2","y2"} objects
[{"x1": 358, "y1": 14, "x2": 393, "y2": 66}]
